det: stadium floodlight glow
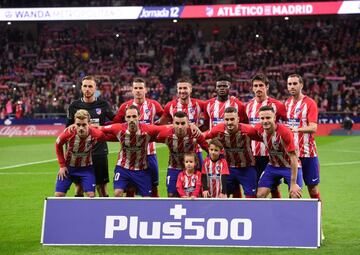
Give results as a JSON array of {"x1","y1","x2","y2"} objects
[
  {"x1": 173, "y1": 19, "x2": 178, "y2": 23},
  {"x1": 284, "y1": 16, "x2": 289, "y2": 20},
  {"x1": 256, "y1": 34, "x2": 260, "y2": 38},
  {"x1": 115, "y1": 33, "x2": 120, "y2": 38},
  {"x1": 72, "y1": 84, "x2": 76, "y2": 88},
  {"x1": 7, "y1": 21, "x2": 11, "y2": 25}
]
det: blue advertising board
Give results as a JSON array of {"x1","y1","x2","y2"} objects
[{"x1": 41, "y1": 198, "x2": 321, "y2": 248}]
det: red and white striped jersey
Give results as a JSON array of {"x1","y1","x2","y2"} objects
[
  {"x1": 55, "y1": 127, "x2": 106, "y2": 168},
  {"x1": 101, "y1": 123, "x2": 161, "y2": 170},
  {"x1": 204, "y1": 123, "x2": 255, "y2": 168},
  {"x1": 163, "y1": 98, "x2": 205, "y2": 153},
  {"x1": 156, "y1": 127, "x2": 209, "y2": 170},
  {"x1": 252, "y1": 124, "x2": 300, "y2": 168},
  {"x1": 201, "y1": 156, "x2": 229, "y2": 198},
  {"x1": 163, "y1": 98, "x2": 204, "y2": 126},
  {"x1": 176, "y1": 170, "x2": 202, "y2": 197},
  {"x1": 285, "y1": 96, "x2": 318, "y2": 157},
  {"x1": 203, "y1": 96, "x2": 248, "y2": 129},
  {"x1": 113, "y1": 98, "x2": 164, "y2": 155},
  {"x1": 246, "y1": 97, "x2": 287, "y2": 156}
]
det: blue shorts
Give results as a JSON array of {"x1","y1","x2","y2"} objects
[
  {"x1": 166, "y1": 168, "x2": 182, "y2": 195},
  {"x1": 255, "y1": 156, "x2": 281, "y2": 189},
  {"x1": 258, "y1": 165, "x2": 303, "y2": 189},
  {"x1": 113, "y1": 165, "x2": 152, "y2": 197},
  {"x1": 300, "y1": 157, "x2": 320, "y2": 186},
  {"x1": 55, "y1": 165, "x2": 95, "y2": 193},
  {"x1": 227, "y1": 166, "x2": 257, "y2": 196},
  {"x1": 148, "y1": 154, "x2": 159, "y2": 187}
]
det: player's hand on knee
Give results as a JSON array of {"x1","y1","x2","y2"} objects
[
  {"x1": 202, "y1": 190, "x2": 210, "y2": 198},
  {"x1": 57, "y1": 167, "x2": 68, "y2": 181},
  {"x1": 219, "y1": 193, "x2": 227, "y2": 199},
  {"x1": 290, "y1": 184, "x2": 302, "y2": 198}
]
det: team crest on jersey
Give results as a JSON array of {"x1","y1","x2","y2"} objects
[
  {"x1": 295, "y1": 108, "x2": 301, "y2": 113},
  {"x1": 145, "y1": 109, "x2": 150, "y2": 114},
  {"x1": 216, "y1": 166, "x2": 221, "y2": 171},
  {"x1": 96, "y1": 108, "x2": 102, "y2": 115}
]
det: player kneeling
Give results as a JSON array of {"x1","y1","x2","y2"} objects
[
  {"x1": 54, "y1": 110, "x2": 107, "y2": 198},
  {"x1": 246, "y1": 106, "x2": 303, "y2": 198}
]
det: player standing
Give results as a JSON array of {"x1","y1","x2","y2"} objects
[
  {"x1": 67, "y1": 75, "x2": 115, "y2": 197},
  {"x1": 113, "y1": 77, "x2": 164, "y2": 197},
  {"x1": 246, "y1": 74, "x2": 287, "y2": 198},
  {"x1": 203, "y1": 75, "x2": 247, "y2": 130},
  {"x1": 158, "y1": 77, "x2": 205, "y2": 169},
  {"x1": 203, "y1": 75, "x2": 247, "y2": 198},
  {"x1": 285, "y1": 74, "x2": 321, "y2": 200}
]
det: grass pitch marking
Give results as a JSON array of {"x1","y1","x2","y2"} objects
[
  {"x1": 0, "y1": 146, "x2": 167, "y2": 170},
  {"x1": 0, "y1": 172, "x2": 53, "y2": 175},
  {"x1": 321, "y1": 161, "x2": 360, "y2": 167},
  {"x1": 0, "y1": 159, "x2": 57, "y2": 170}
]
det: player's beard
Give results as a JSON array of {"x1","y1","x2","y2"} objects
[
  {"x1": 217, "y1": 92, "x2": 228, "y2": 101},
  {"x1": 256, "y1": 91, "x2": 263, "y2": 97},
  {"x1": 84, "y1": 92, "x2": 95, "y2": 100},
  {"x1": 217, "y1": 89, "x2": 228, "y2": 97},
  {"x1": 128, "y1": 122, "x2": 138, "y2": 132},
  {"x1": 289, "y1": 89, "x2": 297, "y2": 96},
  {"x1": 179, "y1": 93, "x2": 189, "y2": 100},
  {"x1": 226, "y1": 125, "x2": 237, "y2": 134},
  {"x1": 262, "y1": 122, "x2": 273, "y2": 132},
  {"x1": 176, "y1": 128, "x2": 186, "y2": 138}
]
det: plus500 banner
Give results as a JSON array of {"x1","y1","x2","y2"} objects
[{"x1": 41, "y1": 198, "x2": 320, "y2": 248}]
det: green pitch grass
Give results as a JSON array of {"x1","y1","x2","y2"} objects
[{"x1": 0, "y1": 136, "x2": 359, "y2": 255}]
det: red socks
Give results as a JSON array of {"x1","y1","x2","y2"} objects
[
  {"x1": 271, "y1": 189, "x2": 282, "y2": 198},
  {"x1": 232, "y1": 188, "x2": 243, "y2": 198},
  {"x1": 310, "y1": 192, "x2": 321, "y2": 200},
  {"x1": 151, "y1": 186, "x2": 159, "y2": 197},
  {"x1": 126, "y1": 186, "x2": 136, "y2": 197}
]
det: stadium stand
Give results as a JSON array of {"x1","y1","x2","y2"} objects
[{"x1": 0, "y1": 15, "x2": 359, "y2": 119}]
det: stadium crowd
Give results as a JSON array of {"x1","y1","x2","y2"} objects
[{"x1": 0, "y1": 16, "x2": 359, "y2": 119}]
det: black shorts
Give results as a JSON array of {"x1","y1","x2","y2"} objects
[
  {"x1": 255, "y1": 156, "x2": 269, "y2": 180},
  {"x1": 92, "y1": 154, "x2": 109, "y2": 185}
]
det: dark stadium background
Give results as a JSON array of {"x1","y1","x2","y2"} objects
[{"x1": 0, "y1": 1, "x2": 359, "y2": 254}]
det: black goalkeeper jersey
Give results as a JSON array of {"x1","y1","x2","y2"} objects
[{"x1": 67, "y1": 98, "x2": 115, "y2": 155}]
